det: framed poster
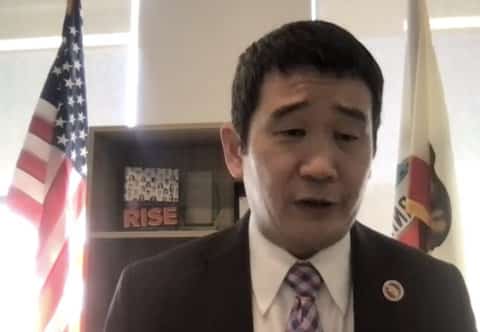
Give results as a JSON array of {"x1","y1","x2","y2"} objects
[{"x1": 123, "y1": 167, "x2": 180, "y2": 230}]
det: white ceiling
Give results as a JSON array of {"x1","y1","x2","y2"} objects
[
  {"x1": 0, "y1": 0, "x2": 130, "y2": 38},
  {"x1": 0, "y1": 0, "x2": 128, "y2": 11},
  {"x1": 0, "y1": 0, "x2": 479, "y2": 39},
  {"x1": 317, "y1": 0, "x2": 480, "y2": 38}
]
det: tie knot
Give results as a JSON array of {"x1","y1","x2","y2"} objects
[{"x1": 285, "y1": 262, "x2": 322, "y2": 298}]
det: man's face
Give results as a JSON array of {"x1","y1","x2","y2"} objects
[{"x1": 222, "y1": 68, "x2": 374, "y2": 258}]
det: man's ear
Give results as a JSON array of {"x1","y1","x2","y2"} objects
[{"x1": 220, "y1": 123, "x2": 244, "y2": 180}]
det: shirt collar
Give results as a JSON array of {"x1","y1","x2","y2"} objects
[
  {"x1": 308, "y1": 228, "x2": 351, "y2": 314},
  {"x1": 249, "y1": 216, "x2": 351, "y2": 316}
]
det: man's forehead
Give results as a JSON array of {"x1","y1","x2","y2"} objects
[{"x1": 258, "y1": 68, "x2": 373, "y2": 120}]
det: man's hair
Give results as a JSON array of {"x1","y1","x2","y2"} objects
[{"x1": 231, "y1": 20, "x2": 384, "y2": 151}]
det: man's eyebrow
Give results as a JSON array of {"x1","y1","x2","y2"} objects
[
  {"x1": 334, "y1": 104, "x2": 367, "y2": 125},
  {"x1": 271, "y1": 101, "x2": 309, "y2": 121}
]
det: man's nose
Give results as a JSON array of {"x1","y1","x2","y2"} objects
[{"x1": 298, "y1": 143, "x2": 338, "y2": 181}]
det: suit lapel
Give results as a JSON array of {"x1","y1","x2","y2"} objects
[
  {"x1": 351, "y1": 222, "x2": 414, "y2": 332},
  {"x1": 200, "y1": 217, "x2": 254, "y2": 332},
  {"x1": 198, "y1": 219, "x2": 420, "y2": 332}
]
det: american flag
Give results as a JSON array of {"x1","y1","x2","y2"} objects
[{"x1": 6, "y1": 0, "x2": 88, "y2": 331}]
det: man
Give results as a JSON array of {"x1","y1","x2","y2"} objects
[{"x1": 105, "y1": 21, "x2": 476, "y2": 332}]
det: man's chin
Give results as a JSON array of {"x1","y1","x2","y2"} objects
[
  {"x1": 291, "y1": 202, "x2": 339, "y2": 220},
  {"x1": 284, "y1": 225, "x2": 350, "y2": 255}
]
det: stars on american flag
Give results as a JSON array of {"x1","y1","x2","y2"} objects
[
  {"x1": 63, "y1": 62, "x2": 72, "y2": 71},
  {"x1": 65, "y1": 78, "x2": 75, "y2": 89},
  {"x1": 57, "y1": 134, "x2": 68, "y2": 146},
  {"x1": 69, "y1": 26, "x2": 78, "y2": 36},
  {"x1": 68, "y1": 95, "x2": 75, "y2": 106},
  {"x1": 52, "y1": 66, "x2": 62, "y2": 76},
  {"x1": 56, "y1": 117, "x2": 66, "y2": 127},
  {"x1": 78, "y1": 112, "x2": 86, "y2": 122},
  {"x1": 78, "y1": 129, "x2": 87, "y2": 140},
  {"x1": 73, "y1": 60, "x2": 82, "y2": 70},
  {"x1": 72, "y1": 43, "x2": 80, "y2": 53},
  {"x1": 42, "y1": 9, "x2": 88, "y2": 177},
  {"x1": 75, "y1": 78, "x2": 83, "y2": 88}
]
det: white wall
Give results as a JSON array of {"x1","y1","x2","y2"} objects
[{"x1": 137, "y1": 0, "x2": 309, "y2": 125}]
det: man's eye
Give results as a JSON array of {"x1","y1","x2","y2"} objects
[
  {"x1": 279, "y1": 129, "x2": 306, "y2": 137},
  {"x1": 334, "y1": 132, "x2": 358, "y2": 142}
]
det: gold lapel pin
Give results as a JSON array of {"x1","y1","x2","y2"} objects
[{"x1": 382, "y1": 280, "x2": 405, "y2": 302}]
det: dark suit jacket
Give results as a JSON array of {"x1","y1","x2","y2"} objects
[{"x1": 104, "y1": 217, "x2": 477, "y2": 332}]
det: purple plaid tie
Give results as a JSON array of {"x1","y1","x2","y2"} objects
[{"x1": 285, "y1": 262, "x2": 323, "y2": 332}]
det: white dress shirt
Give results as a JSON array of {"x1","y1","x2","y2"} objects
[{"x1": 249, "y1": 217, "x2": 354, "y2": 332}]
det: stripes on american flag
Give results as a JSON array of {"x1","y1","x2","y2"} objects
[{"x1": 6, "y1": 1, "x2": 88, "y2": 331}]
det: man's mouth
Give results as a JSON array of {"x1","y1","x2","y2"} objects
[{"x1": 295, "y1": 198, "x2": 337, "y2": 208}]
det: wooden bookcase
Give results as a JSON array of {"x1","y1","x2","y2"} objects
[{"x1": 85, "y1": 123, "x2": 235, "y2": 332}]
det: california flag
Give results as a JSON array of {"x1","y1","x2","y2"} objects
[{"x1": 393, "y1": 0, "x2": 465, "y2": 269}]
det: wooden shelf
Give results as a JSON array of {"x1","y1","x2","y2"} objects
[
  {"x1": 85, "y1": 123, "x2": 235, "y2": 332},
  {"x1": 87, "y1": 123, "x2": 235, "y2": 233}
]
